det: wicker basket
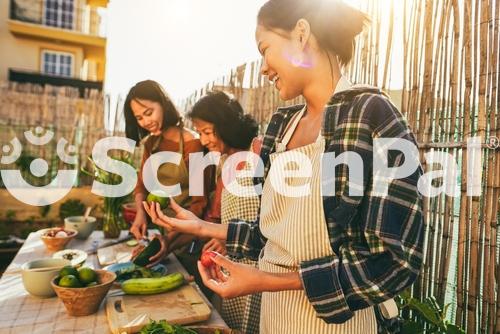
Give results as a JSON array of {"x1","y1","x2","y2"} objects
[{"x1": 51, "y1": 270, "x2": 116, "y2": 316}]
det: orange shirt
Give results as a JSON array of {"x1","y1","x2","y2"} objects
[{"x1": 135, "y1": 134, "x2": 207, "y2": 218}]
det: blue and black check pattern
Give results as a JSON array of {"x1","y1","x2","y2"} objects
[{"x1": 226, "y1": 86, "x2": 424, "y2": 327}]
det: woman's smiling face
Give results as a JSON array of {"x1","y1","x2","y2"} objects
[
  {"x1": 255, "y1": 24, "x2": 307, "y2": 101},
  {"x1": 192, "y1": 118, "x2": 227, "y2": 153},
  {"x1": 130, "y1": 98, "x2": 164, "y2": 136}
]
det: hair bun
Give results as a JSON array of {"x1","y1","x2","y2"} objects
[{"x1": 228, "y1": 98, "x2": 244, "y2": 115}]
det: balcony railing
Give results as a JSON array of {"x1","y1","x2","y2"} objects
[
  {"x1": 8, "y1": 68, "x2": 103, "y2": 98},
  {"x1": 9, "y1": 0, "x2": 106, "y2": 38}
]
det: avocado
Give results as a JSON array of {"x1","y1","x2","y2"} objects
[{"x1": 133, "y1": 238, "x2": 161, "y2": 267}]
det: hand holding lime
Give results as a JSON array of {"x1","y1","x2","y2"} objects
[{"x1": 146, "y1": 191, "x2": 169, "y2": 209}]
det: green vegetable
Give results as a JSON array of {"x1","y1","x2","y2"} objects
[
  {"x1": 127, "y1": 239, "x2": 138, "y2": 247},
  {"x1": 115, "y1": 265, "x2": 163, "y2": 282},
  {"x1": 139, "y1": 319, "x2": 197, "y2": 334},
  {"x1": 133, "y1": 238, "x2": 161, "y2": 267},
  {"x1": 122, "y1": 272, "x2": 184, "y2": 295},
  {"x1": 146, "y1": 191, "x2": 169, "y2": 209}
]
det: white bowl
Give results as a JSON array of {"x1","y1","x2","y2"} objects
[
  {"x1": 52, "y1": 249, "x2": 88, "y2": 267},
  {"x1": 22, "y1": 258, "x2": 71, "y2": 298},
  {"x1": 64, "y1": 216, "x2": 97, "y2": 239}
]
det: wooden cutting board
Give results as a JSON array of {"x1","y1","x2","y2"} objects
[
  {"x1": 106, "y1": 283, "x2": 212, "y2": 334},
  {"x1": 97, "y1": 242, "x2": 133, "y2": 266}
]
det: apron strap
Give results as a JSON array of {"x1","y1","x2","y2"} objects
[
  {"x1": 276, "y1": 107, "x2": 306, "y2": 152},
  {"x1": 178, "y1": 127, "x2": 185, "y2": 154}
]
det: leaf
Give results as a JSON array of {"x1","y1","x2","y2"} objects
[
  {"x1": 408, "y1": 298, "x2": 442, "y2": 325},
  {"x1": 401, "y1": 320, "x2": 425, "y2": 334},
  {"x1": 443, "y1": 303, "x2": 451, "y2": 319},
  {"x1": 445, "y1": 324, "x2": 465, "y2": 334},
  {"x1": 426, "y1": 296, "x2": 443, "y2": 315},
  {"x1": 400, "y1": 289, "x2": 412, "y2": 300}
]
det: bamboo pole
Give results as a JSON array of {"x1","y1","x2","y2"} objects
[
  {"x1": 489, "y1": 1, "x2": 500, "y2": 332},
  {"x1": 466, "y1": 0, "x2": 489, "y2": 331},
  {"x1": 437, "y1": 0, "x2": 455, "y2": 305},
  {"x1": 456, "y1": 0, "x2": 473, "y2": 327},
  {"x1": 419, "y1": 0, "x2": 435, "y2": 300},
  {"x1": 381, "y1": 0, "x2": 394, "y2": 90},
  {"x1": 478, "y1": 1, "x2": 495, "y2": 332}
]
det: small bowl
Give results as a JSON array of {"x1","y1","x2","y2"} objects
[
  {"x1": 22, "y1": 258, "x2": 71, "y2": 298},
  {"x1": 64, "y1": 216, "x2": 97, "y2": 239},
  {"x1": 40, "y1": 228, "x2": 78, "y2": 252},
  {"x1": 122, "y1": 203, "x2": 137, "y2": 224},
  {"x1": 52, "y1": 249, "x2": 88, "y2": 267},
  {"x1": 51, "y1": 269, "x2": 116, "y2": 316}
]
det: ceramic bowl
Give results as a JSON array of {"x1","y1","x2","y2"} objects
[
  {"x1": 21, "y1": 258, "x2": 71, "y2": 298},
  {"x1": 40, "y1": 228, "x2": 78, "y2": 252},
  {"x1": 64, "y1": 216, "x2": 97, "y2": 239}
]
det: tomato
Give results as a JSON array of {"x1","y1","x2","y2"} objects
[{"x1": 200, "y1": 251, "x2": 217, "y2": 267}]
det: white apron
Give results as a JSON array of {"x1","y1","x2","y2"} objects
[{"x1": 258, "y1": 107, "x2": 377, "y2": 334}]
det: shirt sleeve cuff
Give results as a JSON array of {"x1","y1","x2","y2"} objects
[{"x1": 299, "y1": 255, "x2": 355, "y2": 324}]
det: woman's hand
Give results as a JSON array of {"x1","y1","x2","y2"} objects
[
  {"x1": 197, "y1": 253, "x2": 303, "y2": 298},
  {"x1": 131, "y1": 244, "x2": 145, "y2": 259},
  {"x1": 196, "y1": 253, "x2": 265, "y2": 298},
  {"x1": 146, "y1": 234, "x2": 169, "y2": 267},
  {"x1": 131, "y1": 234, "x2": 169, "y2": 268},
  {"x1": 143, "y1": 198, "x2": 203, "y2": 235},
  {"x1": 142, "y1": 198, "x2": 229, "y2": 240},
  {"x1": 202, "y1": 238, "x2": 227, "y2": 256},
  {"x1": 130, "y1": 212, "x2": 148, "y2": 240}
]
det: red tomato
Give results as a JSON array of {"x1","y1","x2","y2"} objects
[{"x1": 200, "y1": 251, "x2": 217, "y2": 267}]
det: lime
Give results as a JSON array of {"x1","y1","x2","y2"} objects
[
  {"x1": 86, "y1": 281, "x2": 98, "y2": 287},
  {"x1": 58, "y1": 274, "x2": 82, "y2": 288},
  {"x1": 146, "y1": 191, "x2": 169, "y2": 209},
  {"x1": 78, "y1": 267, "x2": 97, "y2": 284},
  {"x1": 126, "y1": 239, "x2": 138, "y2": 247},
  {"x1": 59, "y1": 265, "x2": 78, "y2": 278}
]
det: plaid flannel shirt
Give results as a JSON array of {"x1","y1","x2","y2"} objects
[{"x1": 226, "y1": 86, "x2": 424, "y2": 324}]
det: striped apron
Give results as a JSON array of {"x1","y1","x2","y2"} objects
[
  {"x1": 220, "y1": 153, "x2": 262, "y2": 334},
  {"x1": 258, "y1": 107, "x2": 377, "y2": 334}
]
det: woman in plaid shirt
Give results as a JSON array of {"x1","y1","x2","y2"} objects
[
  {"x1": 144, "y1": 0, "x2": 424, "y2": 332},
  {"x1": 188, "y1": 91, "x2": 262, "y2": 334}
]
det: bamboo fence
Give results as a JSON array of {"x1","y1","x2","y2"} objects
[
  {"x1": 0, "y1": 82, "x2": 108, "y2": 186},
  {"x1": 179, "y1": 0, "x2": 500, "y2": 332}
]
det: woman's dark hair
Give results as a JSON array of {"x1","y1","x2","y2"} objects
[
  {"x1": 258, "y1": 0, "x2": 369, "y2": 66},
  {"x1": 188, "y1": 91, "x2": 258, "y2": 150},
  {"x1": 124, "y1": 80, "x2": 182, "y2": 144}
]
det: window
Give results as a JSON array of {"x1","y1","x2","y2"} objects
[
  {"x1": 44, "y1": 0, "x2": 75, "y2": 30},
  {"x1": 41, "y1": 50, "x2": 74, "y2": 77}
]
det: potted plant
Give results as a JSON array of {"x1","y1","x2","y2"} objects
[{"x1": 81, "y1": 154, "x2": 133, "y2": 238}]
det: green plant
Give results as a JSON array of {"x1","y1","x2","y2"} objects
[
  {"x1": 5, "y1": 210, "x2": 17, "y2": 221},
  {"x1": 39, "y1": 205, "x2": 51, "y2": 218},
  {"x1": 396, "y1": 290, "x2": 465, "y2": 334},
  {"x1": 59, "y1": 199, "x2": 85, "y2": 219},
  {"x1": 81, "y1": 154, "x2": 133, "y2": 237},
  {"x1": 140, "y1": 319, "x2": 197, "y2": 334}
]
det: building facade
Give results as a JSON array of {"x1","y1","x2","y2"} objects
[{"x1": 0, "y1": 0, "x2": 108, "y2": 94}]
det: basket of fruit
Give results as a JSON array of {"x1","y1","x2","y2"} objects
[{"x1": 51, "y1": 266, "x2": 116, "y2": 316}]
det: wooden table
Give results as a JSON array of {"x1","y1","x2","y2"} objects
[{"x1": 0, "y1": 230, "x2": 227, "y2": 334}]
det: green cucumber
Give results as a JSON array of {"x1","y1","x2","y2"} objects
[
  {"x1": 121, "y1": 272, "x2": 184, "y2": 295},
  {"x1": 133, "y1": 238, "x2": 161, "y2": 267}
]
